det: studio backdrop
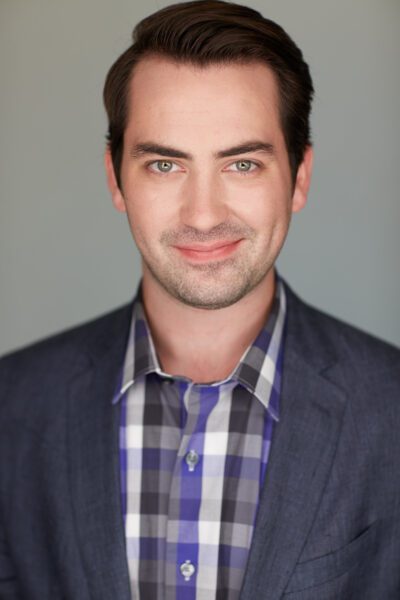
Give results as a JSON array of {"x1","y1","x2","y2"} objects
[{"x1": 1, "y1": 0, "x2": 399, "y2": 354}]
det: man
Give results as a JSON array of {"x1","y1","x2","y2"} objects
[{"x1": 0, "y1": 1, "x2": 399, "y2": 598}]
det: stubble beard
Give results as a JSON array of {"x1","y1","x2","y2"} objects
[
  {"x1": 136, "y1": 221, "x2": 280, "y2": 310},
  {"x1": 142, "y1": 246, "x2": 273, "y2": 310}
]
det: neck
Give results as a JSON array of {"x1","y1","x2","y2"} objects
[{"x1": 141, "y1": 268, "x2": 276, "y2": 384}]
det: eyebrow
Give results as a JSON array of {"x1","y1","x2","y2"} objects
[
  {"x1": 217, "y1": 142, "x2": 274, "y2": 158},
  {"x1": 130, "y1": 141, "x2": 275, "y2": 160}
]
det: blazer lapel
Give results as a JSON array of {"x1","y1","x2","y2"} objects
[
  {"x1": 240, "y1": 287, "x2": 347, "y2": 599},
  {"x1": 67, "y1": 306, "x2": 132, "y2": 600}
]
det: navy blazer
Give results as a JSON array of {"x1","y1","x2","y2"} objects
[{"x1": 1, "y1": 283, "x2": 400, "y2": 599}]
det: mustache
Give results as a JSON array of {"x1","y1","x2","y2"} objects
[{"x1": 160, "y1": 223, "x2": 254, "y2": 245}]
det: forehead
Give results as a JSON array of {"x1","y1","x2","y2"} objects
[{"x1": 124, "y1": 56, "x2": 283, "y2": 147}]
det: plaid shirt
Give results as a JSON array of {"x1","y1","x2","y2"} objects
[{"x1": 114, "y1": 279, "x2": 286, "y2": 599}]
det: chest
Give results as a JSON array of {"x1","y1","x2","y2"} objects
[{"x1": 121, "y1": 375, "x2": 273, "y2": 599}]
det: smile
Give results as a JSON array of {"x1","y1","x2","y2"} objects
[{"x1": 173, "y1": 239, "x2": 243, "y2": 262}]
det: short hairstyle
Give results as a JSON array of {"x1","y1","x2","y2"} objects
[{"x1": 103, "y1": 0, "x2": 314, "y2": 186}]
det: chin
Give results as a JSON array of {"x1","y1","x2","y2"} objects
[{"x1": 164, "y1": 276, "x2": 263, "y2": 310}]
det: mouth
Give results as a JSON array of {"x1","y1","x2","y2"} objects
[{"x1": 173, "y1": 239, "x2": 243, "y2": 262}]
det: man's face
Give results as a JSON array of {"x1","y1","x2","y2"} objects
[{"x1": 106, "y1": 57, "x2": 312, "y2": 309}]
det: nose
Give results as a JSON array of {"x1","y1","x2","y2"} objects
[{"x1": 179, "y1": 171, "x2": 229, "y2": 232}]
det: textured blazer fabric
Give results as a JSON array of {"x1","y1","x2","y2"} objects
[{"x1": 1, "y1": 282, "x2": 400, "y2": 599}]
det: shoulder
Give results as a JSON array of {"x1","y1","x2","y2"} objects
[
  {"x1": 0, "y1": 302, "x2": 132, "y2": 416},
  {"x1": 283, "y1": 281, "x2": 400, "y2": 390},
  {"x1": 282, "y1": 281, "x2": 400, "y2": 466},
  {"x1": 1, "y1": 302, "x2": 133, "y2": 370}
]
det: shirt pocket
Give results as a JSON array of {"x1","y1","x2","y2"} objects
[{"x1": 283, "y1": 521, "x2": 378, "y2": 597}]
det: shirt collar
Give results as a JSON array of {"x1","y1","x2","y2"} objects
[
  {"x1": 231, "y1": 277, "x2": 286, "y2": 420},
  {"x1": 113, "y1": 277, "x2": 286, "y2": 422}
]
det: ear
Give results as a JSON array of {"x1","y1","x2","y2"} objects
[
  {"x1": 291, "y1": 145, "x2": 314, "y2": 214},
  {"x1": 104, "y1": 147, "x2": 126, "y2": 213}
]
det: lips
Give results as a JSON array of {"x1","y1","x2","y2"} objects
[{"x1": 173, "y1": 239, "x2": 243, "y2": 262}]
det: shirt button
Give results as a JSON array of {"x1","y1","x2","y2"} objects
[
  {"x1": 185, "y1": 449, "x2": 199, "y2": 472},
  {"x1": 180, "y1": 560, "x2": 195, "y2": 581}
]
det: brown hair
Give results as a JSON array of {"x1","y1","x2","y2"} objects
[{"x1": 103, "y1": 0, "x2": 314, "y2": 186}]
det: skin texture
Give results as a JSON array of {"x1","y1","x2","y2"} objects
[{"x1": 105, "y1": 57, "x2": 313, "y2": 382}]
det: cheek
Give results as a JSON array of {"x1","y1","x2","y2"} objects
[
  {"x1": 227, "y1": 168, "x2": 289, "y2": 208},
  {"x1": 123, "y1": 188, "x2": 177, "y2": 244},
  {"x1": 124, "y1": 169, "x2": 181, "y2": 214},
  {"x1": 233, "y1": 188, "x2": 288, "y2": 231}
]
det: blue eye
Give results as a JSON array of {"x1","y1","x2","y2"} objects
[
  {"x1": 147, "y1": 160, "x2": 183, "y2": 174},
  {"x1": 224, "y1": 160, "x2": 259, "y2": 174},
  {"x1": 235, "y1": 160, "x2": 254, "y2": 172},
  {"x1": 154, "y1": 160, "x2": 174, "y2": 172}
]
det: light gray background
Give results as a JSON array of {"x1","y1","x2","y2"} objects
[{"x1": 1, "y1": 0, "x2": 399, "y2": 355}]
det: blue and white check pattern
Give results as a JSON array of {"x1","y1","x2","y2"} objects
[{"x1": 114, "y1": 279, "x2": 286, "y2": 599}]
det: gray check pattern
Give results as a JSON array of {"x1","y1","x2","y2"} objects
[{"x1": 115, "y1": 279, "x2": 286, "y2": 599}]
